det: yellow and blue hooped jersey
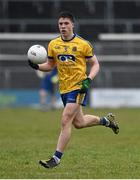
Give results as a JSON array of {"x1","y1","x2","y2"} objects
[{"x1": 47, "y1": 34, "x2": 94, "y2": 94}]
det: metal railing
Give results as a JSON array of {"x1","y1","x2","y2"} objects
[
  {"x1": 0, "y1": 0, "x2": 140, "y2": 35},
  {"x1": 1, "y1": 64, "x2": 140, "y2": 89}
]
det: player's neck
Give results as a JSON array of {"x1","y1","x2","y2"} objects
[{"x1": 61, "y1": 33, "x2": 75, "y2": 41}]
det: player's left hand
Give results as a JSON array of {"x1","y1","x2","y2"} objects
[
  {"x1": 28, "y1": 59, "x2": 39, "y2": 70},
  {"x1": 79, "y1": 77, "x2": 92, "y2": 93}
]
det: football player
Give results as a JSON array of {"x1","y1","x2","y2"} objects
[{"x1": 28, "y1": 11, "x2": 119, "y2": 169}]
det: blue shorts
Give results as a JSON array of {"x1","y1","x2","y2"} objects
[{"x1": 61, "y1": 89, "x2": 88, "y2": 107}]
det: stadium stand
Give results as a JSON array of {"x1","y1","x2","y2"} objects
[
  {"x1": 0, "y1": 0, "x2": 140, "y2": 36},
  {"x1": 0, "y1": 0, "x2": 140, "y2": 90}
]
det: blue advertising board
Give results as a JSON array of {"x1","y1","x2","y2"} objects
[{"x1": 0, "y1": 89, "x2": 40, "y2": 107}]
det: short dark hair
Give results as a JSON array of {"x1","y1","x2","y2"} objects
[{"x1": 58, "y1": 11, "x2": 75, "y2": 23}]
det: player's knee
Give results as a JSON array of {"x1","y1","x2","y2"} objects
[{"x1": 61, "y1": 113, "x2": 72, "y2": 128}]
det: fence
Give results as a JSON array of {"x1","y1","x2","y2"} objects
[{"x1": 0, "y1": 0, "x2": 140, "y2": 39}]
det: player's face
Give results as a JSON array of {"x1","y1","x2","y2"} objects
[{"x1": 58, "y1": 18, "x2": 74, "y2": 40}]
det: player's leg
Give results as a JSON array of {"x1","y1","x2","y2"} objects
[
  {"x1": 39, "y1": 89, "x2": 47, "y2": 108},
  {"x1": 73, "y1": 106, "x2": 100, "y2": 128},
  {"x1": 56, "y1": 102, "x2": 79, "y2": 152},
  {"x1": 39, "y1": 102, "x2": 80, "y2": 168},
  {"x1": 73, "y1": 106, "x2": 119, "y2": 134},
  {"x1": 39, "y1": 90, "x2": 119, "y2": 169},
  {"x1": 72, "y1": 90, "x2": 119, "y2": 133},
  {"x1": 39, "y1": 76, "x2": 50, "y2": 110},
  {"x1": 50, "y1": 84, "x2": 57, "y2": 109}
]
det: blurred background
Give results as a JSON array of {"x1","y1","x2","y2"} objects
[{"x1": 0, "y1": 0, "x2": 140, "y2": 108}]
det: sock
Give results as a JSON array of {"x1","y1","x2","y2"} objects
[
  {"x1": 100, "y1": 117, "x2": 110, "y2": 127},
  {"x1": 53, "y1": 150, "x2": 63, "y2": 164}
]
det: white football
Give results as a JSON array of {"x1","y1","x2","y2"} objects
[{"x1": 27, "y1": 44, "x2": 47, "y2": 64}]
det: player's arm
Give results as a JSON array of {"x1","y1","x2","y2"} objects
[
  {"x1": 79, "y1": 55, "x2": 100, "y2": 93},
  {"x1": 28, "y1": 58, "x2": 56, "y2": 72},
  {"x1": 38, "y1": 59, "x2": 56, "y2": 72},
  {"x1": 87, "y1": 54, "x2": 100, "y2": 80}
]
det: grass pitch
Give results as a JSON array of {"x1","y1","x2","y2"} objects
[{"x1": 0, "y1": 107, "x2": 140, "y2": 178}]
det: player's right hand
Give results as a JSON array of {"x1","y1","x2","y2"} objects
[
  {"x1": 79, "y1": 77, "x2": 91, "y2": 93},
  {"x1": 28, "y1": 59, "x2": 39, "y2": 70}
]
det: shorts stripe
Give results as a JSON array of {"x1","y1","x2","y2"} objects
[{"x1": 76, "y1": 93, "x2": 86, "y2": 105}]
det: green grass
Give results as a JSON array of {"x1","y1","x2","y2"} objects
[{"x1": 0, "y1": 107, "x2": 140, "y2": 178}]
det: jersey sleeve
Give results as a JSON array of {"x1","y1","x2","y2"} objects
[
  {"x1": 84, "y1": 41, "x2": 94, "y2": 58},
  {"x1": 47, "y1": 41, "x2": 54, "y2": 59}
]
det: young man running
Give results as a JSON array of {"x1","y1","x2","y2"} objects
[{"x1": 28, "y1": 11, "x2": 119, "y2": 169}]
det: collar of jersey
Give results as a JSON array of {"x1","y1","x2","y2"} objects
[{"x1": 61, "y1": 33, "x2": 76, "y2": 42}]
